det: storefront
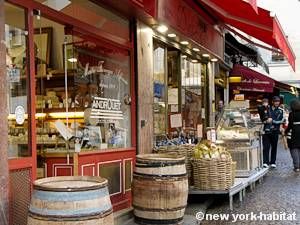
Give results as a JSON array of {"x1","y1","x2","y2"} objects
[
  {"x1": 229, "y1": 64, "x2": 298, "y2": 113},
  {"x1": 133, "y1": 0, "x2": 227, "y2": 152},
  {"x1": 4, "y1": 0, "x2": 137, "y2": 223}
]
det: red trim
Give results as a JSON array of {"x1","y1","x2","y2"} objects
[
  {"x1": 27, "y1": 7, "x2": 37, "y2": 181},
  {"x1": 78, "y1": 148, "x2": 136, "y2": 156},
  {"x1": 197, "y1": 0, "x2": 296, "y2": 71},
  {"x1": 130, "y1": 24, "x2": 137, "y2": 148},
  {"x1": 9, "y1": 157, "x2": 34, "y2": 171}
]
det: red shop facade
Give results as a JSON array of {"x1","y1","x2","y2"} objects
[{"x1": 1, "y1": 0, "x2": 152, "y2": 223}]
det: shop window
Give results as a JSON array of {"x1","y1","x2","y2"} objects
[
  {"x1": 34, "y1": 0, "x2": 129, "y2": 41},
  {"x1": 153, "y1": 44, "x2": 167, "y2": 137},
  {"x1": 33, "y1": 15, "x2": 132, "y2": 163},
  {"x1": 5, "y1": 3, "x2": 30, "y2": 158},
  {"x1": 181, "y1": 57, "x2": 202, "y2": 136}
]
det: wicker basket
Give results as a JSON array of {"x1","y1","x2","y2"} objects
[
  {"x1": 154, "y1": 145, "x2": 194, "y2": 185},
  {"x1": 192, "y1": 156, "x2": 236, "y2": 190}
]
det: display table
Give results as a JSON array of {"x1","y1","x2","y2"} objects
[{"x1": 189, "y1": 168, "x2": 269, "y2": 210}]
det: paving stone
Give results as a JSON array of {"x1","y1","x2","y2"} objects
[{"x1": 201, "y1": 145, "x2": 300, "y2": 225}]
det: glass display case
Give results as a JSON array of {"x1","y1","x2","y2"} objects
[
  {"x1": 216, "y1": 106, "x2": 263, "y2": 177},
  {"x1": 216, "y1": 107, "x2": 257, "y2": 142}
]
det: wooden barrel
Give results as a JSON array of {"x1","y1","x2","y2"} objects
[
  {"x1": 133, "y1": 154, "x2": 188, "y2": 225},
  {"x1": 27, "y1": 176, "x2": 114, "y2": 225}
]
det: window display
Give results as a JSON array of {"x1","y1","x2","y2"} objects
[
  {"x1": 33, "y1": 16, "x2": 131, "y2": 156},
  {"x1": 216, "y1": 107, "x2": 257, "y2": 142}
]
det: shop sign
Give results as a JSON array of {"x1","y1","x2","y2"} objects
[
  {"x1": 91, "y1": 97, "x2": 124, "y2": 122},
  {"x1": 241, "y1": 78, "x2": 271, "y2": 85}
]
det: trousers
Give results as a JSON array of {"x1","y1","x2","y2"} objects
[
  {"x1": 290, "y1": 148, "x2": 300, "y2": 169},
  {"x1": 263, "y1": 133, "x2": 279, "y2": 164}
]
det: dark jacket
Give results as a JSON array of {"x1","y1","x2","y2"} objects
[
  {"x1": 285, "y1": 110, "x2": 300, "y2": 149},
  {"x1": 258, "y1": 105, "x2": 272, "y2": 133},
  {"x1": 269, "y1": 106, "x2": 284, "y2": 133}
]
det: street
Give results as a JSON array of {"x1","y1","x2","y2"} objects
[{"x1": 201, "y1": 144, "x2": 300, "y2": 225}]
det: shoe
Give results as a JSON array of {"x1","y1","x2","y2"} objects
[
  {"x1": 270, "y1": 164, "x2": 277, "y2": 168},
  {"x1": 263, "y1": 163, "x2": 269, "y2": 168},
  {"x1": 294, "y1": 168, "x2": 300, "y2": 172}
]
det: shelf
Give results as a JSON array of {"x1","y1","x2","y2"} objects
[
  {"x1": 10, "y1": 141, "x2": 66, "y2": 145},
  {"x1": 36, "y1": 107, "x2": 86, "y2": 113}
]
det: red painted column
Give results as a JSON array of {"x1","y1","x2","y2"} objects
[{"x1": 0, "y1": 0, "x2": 9, "y2": 224}]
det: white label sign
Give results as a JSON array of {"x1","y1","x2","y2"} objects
[
  {"x1": 15, "y1": 106, "x2": 25, "y2": 125},
  {"x1": 91, "y1": 97, "x2": 124, "y2": 122}
]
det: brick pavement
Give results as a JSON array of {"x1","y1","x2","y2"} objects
[{"x1": 201, "y1": 144, "x2": 300, "y2": 225}]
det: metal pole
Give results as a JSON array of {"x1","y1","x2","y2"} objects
[{"x1": 0, "y1": 0, "x2": 10, "y2": 223}]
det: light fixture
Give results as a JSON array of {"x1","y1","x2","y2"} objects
[
  {"x1": 229, "y1": 76, "x2": 242, "y2": 83},
  {"x1": 182, "y1": 55, "x2": 187, "y2": 58},
  {"x1": 157, "y1": 25, "x2": 168, "y2": 33},
  {"x1": 202, "y1": 53, "x2": 210, "y2": 58},
  {"x1": 180, "y1": 41, "x2": 189, "y2": 45},
  {"x1": 48, "y1": 112, "x2": 84, "y2": 119},
  {"x1": 167, "y1": 33, "x2": 176, "y2": 38},
  {"x1": 211, "y1": 58, "x2": 218, "y2": 62},
  {"x1": 67, "y1": 58, "x2": 78, "y2": 63},
  {"x1": 35, "y1": 113, "x2": 47, "y2": 118},
  {"x1": 42, "y1": 0, "x2": 71, "y2": 11},
  {"x1": 191, "y1": 59, "x2": 198, "y2": 63},
  {"x1": 193, "y1": 48, "x2": 200, "y2": 52}
]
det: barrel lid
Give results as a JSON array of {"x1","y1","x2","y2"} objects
[
  {"x1": 33, "y1": 176, "x2": 108, "y2": 192},
  {"x1": 136, "y1": 153, "x2": 185, "y2": 162}
]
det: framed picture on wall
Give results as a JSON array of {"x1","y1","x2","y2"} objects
[{"x1": 34, "y1": 27, "x2": 53, "y2": 67}]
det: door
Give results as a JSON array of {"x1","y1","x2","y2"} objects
[{"x1": 5, "y1": 2, "x2": 36, "y2": 224}]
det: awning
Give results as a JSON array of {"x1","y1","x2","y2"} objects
[
  {"x1": 230, "y1": 64, "x2": 275, "y2": 93},
  {"x1": 197, "y1": 0, "x2": 296, "y2": 71}
]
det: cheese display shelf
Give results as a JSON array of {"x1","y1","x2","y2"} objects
[{"x1": 216, "y1": 106, "x2": 263, "y2": 177}]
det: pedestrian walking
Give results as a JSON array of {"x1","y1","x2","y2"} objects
[
  {"x1": 258, "y1": 98, "x2": 272, "y2": 168},
  {"x1": 261, "y1": 96, "x2": 284, "y2": 168},
  {"x1": 285, "y1": 99, "x2": 300, "y2": 172}
]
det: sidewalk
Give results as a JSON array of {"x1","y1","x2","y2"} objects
[
  {"x1": 201, "y1": 144, "x2": 300, "y2": 225},
  {"x1": 123, "y1": 199, "x2": 213, "y2": 225}
]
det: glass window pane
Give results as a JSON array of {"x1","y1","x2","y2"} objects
[
  {"x1": 99, "y1": 163, "x2": 121, "y2": 195},
  {"x1": 153, "y1": 44, "x2": 166, "y2": 138},
  {"x1": 6, "y1": 3, "x2": 30, "y2": 158},
  {"x1": 33, "y1": 14, "x2": 131, "y2": 157}
]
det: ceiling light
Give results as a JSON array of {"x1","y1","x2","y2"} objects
[
  {"x1": 182, "y1": 55, "x2": 187, "y2": 58},
  {"x1": 180, "y1": 41, "x2": 189, "y2": 45},
  {"x1": 211, "y1": 58, "x2": 218, "y2": 62},
  {"x1": 42, "y1": 0, "x2": 71, "y2": 11},
  {"x1": 191, "y1": 59, "x2": 198, "y2": 63},
  {"x1": 202, "y1": 53, "x2": 210, "y2": 58},
  {"x1": 167, "y1": 33, "x2": 176, "y2": 38},
  {"x1": 193, "y1": 48, "x2": 200, "y2": 52},
  {"x1": 157, "y1": 25, "x2": 168, "y2": 33}
]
